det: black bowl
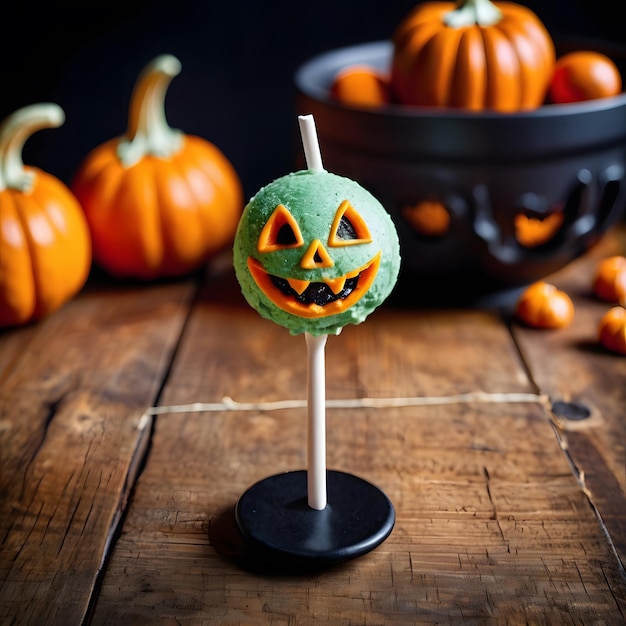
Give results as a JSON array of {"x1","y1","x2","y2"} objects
[{"x1": 295, "y1": 40, "x2": 626, "y2": 291}]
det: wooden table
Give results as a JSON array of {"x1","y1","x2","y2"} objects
[{"x1": 1, "y1": 225, "x2": 625, "y2": 625}]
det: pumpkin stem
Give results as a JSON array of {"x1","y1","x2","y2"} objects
[
  {"x1": 0, "y1": 103, "x2": 64, "y2": 193},
  {"x1": 117, "y1": 54, "x2": 183, "y2": 167},
  {"x1": 444, "y1": 0, "x2": 502, "y2": 28}
]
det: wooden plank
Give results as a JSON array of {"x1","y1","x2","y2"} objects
[
  {"x1": 91, "y1": 267, "x2": 625, "y2": 623},
  {"x1": 512, "y1": 228, "x2": 626, "y2": 566},
  {"x1": 140, "y1": 265, "x2": 534, "y2": 407},
  {"x1": 0, "y1": 277, "x2": 197, "y2": 625},
  {"x1": 0, "y1": 323, "x2": 38, "y2": 387}
]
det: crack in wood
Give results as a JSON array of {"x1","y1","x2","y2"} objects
[
  {"x1": 547, "y1": 419, "x2": 626, "y2": 578},
  {"x1": 18, "y1": 396, "x2": 65, "y2": 502},
  {"x1": 483, "y1": 466, "x2": 506, "y2": 544}
]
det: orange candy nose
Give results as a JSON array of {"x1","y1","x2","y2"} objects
[{"x1": 300, "y1": 239, "x2": 334, "y2": 269}]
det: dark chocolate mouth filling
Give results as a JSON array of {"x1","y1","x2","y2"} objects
[{"x1": 271, "y1": 275, "x2": 360, "y2": 306}]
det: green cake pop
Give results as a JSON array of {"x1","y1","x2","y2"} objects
[
  {"x1": 233, "y1": 115, "x2": 402, "y2": 526},
  {"x1": 233, "y1": 118, "x2": 400, "y2": 337}
]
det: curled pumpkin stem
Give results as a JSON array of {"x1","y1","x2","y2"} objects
[
  {"x1": 0, "y1": 103, "x2": 64, "y2": 193},
  {"x1": 444, "y1": 0, "x2": 502, "y2": 28},
  {"x1": 117, "y1": 54, "x2": 183, "y2": 167}
]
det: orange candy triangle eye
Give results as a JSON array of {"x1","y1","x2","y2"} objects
[
  {"x1": 328, "y1": 200, "x2": 373, "y2": 247},
  {"x1": 257, "y1": 204, "x2": 304, "y2": 253}
]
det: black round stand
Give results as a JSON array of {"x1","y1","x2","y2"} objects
[{"x1": 235, "y1": 469, "x2": 395, "y2": 570}]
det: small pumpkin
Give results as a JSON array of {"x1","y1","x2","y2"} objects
[
  {"x1": 390, "y1": 0, "x2": 555, "y2": 112},
  {"x1": 598, "y1": 306, "x2": 626, "y2": 355},
  {"x1": 0, "y1": 104, "x2": 92, "y2": 328},
  {"x1": 549, "y1": 51, "x2": 622, "y2": 104},
  {"x1": 593, "y1": 256, "x2": 626, "y2": 305},
  {"x1": 71, "y1": 54, "x2": 243, "y2": 280},
  {"x1": 515, "y1": 281, "x2": 574, "y2": 329},
  {"x1": 330, "y1": 65, "x2": 390, "y2": 107}
]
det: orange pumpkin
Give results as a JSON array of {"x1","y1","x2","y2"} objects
[
  {"x1": 592, "y1": 255, "x2": 626, "y2": 304},
  {"x1": 391, "y1": 0, "x2": 555, "y2": 112},
  {"x1": 0, "y1": 104, "x2": 92, "y2": 328},
  {"x1": 71, "y1": 54, "x2": 244, "y2": 280},
  {"x1": 598, "y1": 306, "x2": 626, "y2": 355},
  {"x1": 549, "y1": 51, "x2": 622, "y2": 104},
  {"x1": 330, "y1": 65, "x2": 391, "y2": 107},
  {"x1": 515, "y1": 281, "x2": 574, "y2": 329}
]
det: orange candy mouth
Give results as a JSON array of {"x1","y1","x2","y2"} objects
[{"x1": 247, "y1": 252, "x2": 381, "y2": 318}]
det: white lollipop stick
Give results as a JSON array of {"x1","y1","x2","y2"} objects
[
  {"x1": 299, "y1": 114, "x2": 328, "y2": 510},
  {"x1": 305, "y1": 332, "x2": 327, "y2": 510},
  {"x1": 298, "y1": 115, "x2": 324, "y2": 172}
]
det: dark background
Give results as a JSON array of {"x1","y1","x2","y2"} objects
[{"x1": 1, "y1": 1, "x2": 623, "y2": 201}]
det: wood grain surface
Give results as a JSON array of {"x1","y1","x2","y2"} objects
[{"x1": 1, "y1": 228, "x2": 624, "y2": 625}]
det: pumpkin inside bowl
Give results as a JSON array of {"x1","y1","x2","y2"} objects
[{"x1": 294, "y1": 40, "x2": 626, "y2": 294}]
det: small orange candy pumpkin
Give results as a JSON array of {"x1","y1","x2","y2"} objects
[
  {"x1": 0, "y1": 104, "x2": 92, "y2": 328},
  {"x1": 391, "y1": 0, "x2": 555, "y2": 112},
  {"x1": 598, "y1": 306, "x2": 626, "y2": 355},
  {"x1": 72, "y1": 54, "x2": 244, "y2": 280},
  {"x1": 592, "y1": 255, "x2": 626, "y2": 305},
  {"x1": 515, "y1": 281, "x2": 574, "y2": 329}
]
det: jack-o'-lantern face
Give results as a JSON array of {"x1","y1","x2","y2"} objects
[
  {"x1": 233, "y1": 170, "x2": 400, "y2": 336},
  {"x1": 248, "y1": 200, "x2": 380, "y2": 318}
]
